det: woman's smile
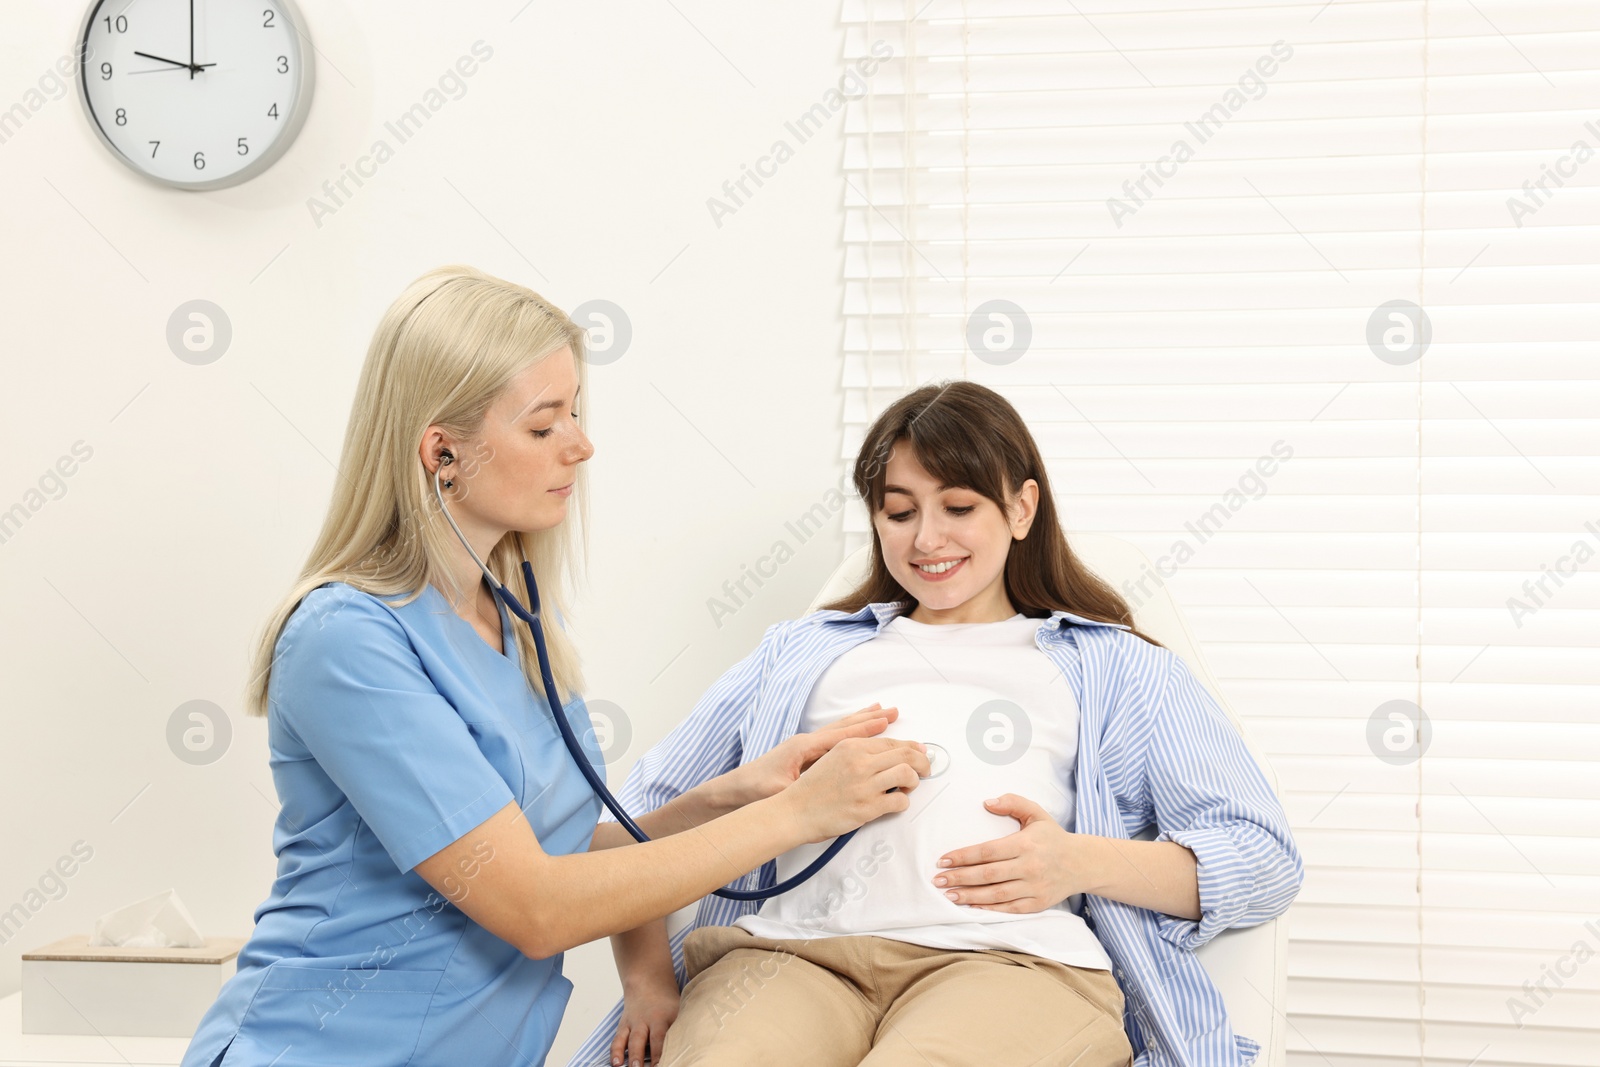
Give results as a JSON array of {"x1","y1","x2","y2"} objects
[{"x1": 912, "y1": 556, "x2": 969, "y2": 582}]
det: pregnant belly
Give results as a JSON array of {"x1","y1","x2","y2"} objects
[{"x1": 759, "y1": 682, "x2": 1071, "y2": 934}]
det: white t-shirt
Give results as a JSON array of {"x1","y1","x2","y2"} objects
[{"x1": 734, "y1": 612, "x2": 1114, "y2": 971}]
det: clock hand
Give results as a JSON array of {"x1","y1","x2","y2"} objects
[
  {"x1": 133, "y1": 50, "x2": 215, "y2": 73},
  {"x1": 188, "y1": 0, "x2": 194, "y2": 80}
]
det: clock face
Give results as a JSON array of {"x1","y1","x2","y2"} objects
[{"x1": 76, "y1": 0, "x2": 315, "y2": 190}]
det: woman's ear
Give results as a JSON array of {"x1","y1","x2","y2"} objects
[
  {"x1": 1009, "y1": 478, "x2": 1040, "y2": 540},
  {"x1": 418, "y1": 427, "x2": 455, "y2": 475}
]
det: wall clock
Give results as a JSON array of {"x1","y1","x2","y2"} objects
[{"x1": 75, "y1": 0, "x2": 315, "y2": 190}]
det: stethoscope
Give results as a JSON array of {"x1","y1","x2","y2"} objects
[{"x1": 431, "y1": 450, "x2": 933, "y2": 901}]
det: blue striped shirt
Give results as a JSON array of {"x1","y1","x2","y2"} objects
[{"x1": 567, "y1": 602, "x2": 1302, "y2": 1067}]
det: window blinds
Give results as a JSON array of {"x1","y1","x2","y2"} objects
[{"x1": 840, "y1": 1, "x2": 1600, "y2": 1063}]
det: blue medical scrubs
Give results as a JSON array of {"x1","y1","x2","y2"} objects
[{"x1": 180, "y1": 581, "x2": 602, "y2": 1067}]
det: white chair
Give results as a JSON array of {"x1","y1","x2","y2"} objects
[{"x1": 803, "y1": 534, "x2": 1290, "y2": 1065}]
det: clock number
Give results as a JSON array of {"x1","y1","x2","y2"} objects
[
  {"x1": 100, "y1": 62, "x2": 112, "y2": 80},
  {"x1": 102, "y1": 14, "x2": 128, "y2": 33},
  {"x1": 276, "y1": 55, "x2": 289, "y2": 74},
  {"x1": 193, "y1": 151, "x2": 206, "y2": 170},
  {"x1": 267, "y1": 103, "x2": 279, "y2": 120},
  {"x1": 237, "y1": 137, "x2": 249, "y2": 156},
  {"x1": 114, "y1": 108, "x2": 127, "y2": 126},
  {"x1": 263, "y1": 9, "x2": 276, "y2": 27},
  {"x1": 148, "y1": 141, "x2": 159, "y2": 157}
]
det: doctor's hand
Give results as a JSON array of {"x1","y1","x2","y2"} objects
[
  {"x1": 732, "y1": 703, "x2": 903, "y2": 804},
  {"x1": 778, "y1": 735, "x2": 930, "y2": 843},
  {"x1": 931, "y1": 794, "x2": 1081, "y2": 913}
]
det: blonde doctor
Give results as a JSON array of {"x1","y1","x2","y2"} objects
[{"x1": 179, "y1": 265, "x2": 928, "y2": 1067}]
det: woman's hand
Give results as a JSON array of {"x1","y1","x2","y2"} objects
[
  {"x1": 933, "y1": 794, "x2": 1202, "y2": 919},
  {"x1": 932, "y1": 794, "x2": 1081, "y2": 913},
  {"x1": 730, "y1": 703, "x2": 903, "y2": 804},
  {"x1": 778, "y1": 734, "x2": 929, "y2": 843},
  {"x1": 611, "y1": 976, "x2": 679, "y2": 1067}
]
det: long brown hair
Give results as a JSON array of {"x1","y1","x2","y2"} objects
[{"x1": 822, "y1": 380, "x2": 1162, "y2": 648}]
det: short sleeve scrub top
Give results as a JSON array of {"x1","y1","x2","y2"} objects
[{"x1": 180, "y1": 582, "x2": 602, "y2": 1067}]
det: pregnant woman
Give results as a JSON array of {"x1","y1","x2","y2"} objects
[{"x1": 571, "y1": 381, "x2": 1303, "y2": 1067}]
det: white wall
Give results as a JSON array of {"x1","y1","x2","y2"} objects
[{"x1": 0, "y1": 2, "x2": 851, "y2": 1060}]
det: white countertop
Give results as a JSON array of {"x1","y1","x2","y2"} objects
[{"x1": 0, "y1": 993, "x2": 187, "y2": 1067}]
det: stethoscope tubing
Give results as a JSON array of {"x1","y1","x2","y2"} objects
[{"x1": 432, "y1": 461, "x2": 854, "y2": 901}]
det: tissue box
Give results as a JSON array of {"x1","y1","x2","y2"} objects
[{"x1": 21, "y1": 935, "x2": 245, "y2": 1037}]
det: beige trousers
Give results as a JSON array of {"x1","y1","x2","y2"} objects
[{"x1": 657, "y1": 925, "x2": 1134, "y2": 1067}]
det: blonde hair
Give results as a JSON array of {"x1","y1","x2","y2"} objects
[{"x1": 245, "y1": 265, "x2": 589, "y2": 717}]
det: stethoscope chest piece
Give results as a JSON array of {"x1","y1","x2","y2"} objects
[{"x1": 921, "y1": 742, "x2": 950, "y2": 779}]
